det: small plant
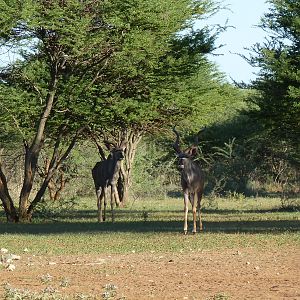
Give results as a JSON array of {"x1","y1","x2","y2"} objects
[
  {"x1": 35, "y1": 197, "x2": 78, "y2": 220},
  {"x1": 4, "y1": 283, "x2": 64, "y2": 299},
  {"x1": 43, "y1": 286, "x2": 57, "y2": 294},
  {"x1": 208, "y1": 293, "x2": 230, "y2": 300},
  {"x1": 74, "y1": 294, "x2": 96, "y2": 300},
  {"x1": 142, "y1": 207, "x2": 149, "y2": 222},
  {"x1": 60, "y1": 277, "x2": 71, "y2": 287},
  {"x1": 40, "y1": 273, "x2": 53, "y2": 284},
  {"x1": 102, "y1": 283, "x2": 117, "y2": 299},
  {"x1": 226, "y1": 191, "x2": 246, "y2": 201},
  {"x1": 205, "y1": 192, "x2": 220, "y2": 210},
  {"x1": 280, "y1": 196, "x2": 300, "y2": 211}
]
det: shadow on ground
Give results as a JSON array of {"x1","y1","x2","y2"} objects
[{"x1": 0, "y1": 209, "x2": 299, "y2": 235}]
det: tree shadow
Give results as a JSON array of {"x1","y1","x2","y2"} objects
[
  {"x1": 35, "y1": 207, "x2": 299, "y2": 222},
  {"x1": 1, "y1": 199, "x2": 299, "y2": 235},
  {"x1": 0, "y1": 214, "x2": 298, "y2": 235}
]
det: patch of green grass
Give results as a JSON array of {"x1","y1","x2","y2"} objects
[
  {"x1": 207, "y1": 293, "x2": 230, "y2": 300},
  {"x1": 0, "y1": 197, "x2": 299, "y2": 255}
]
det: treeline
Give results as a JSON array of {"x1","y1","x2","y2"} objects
[{"x1": 0, "y1": 0, "x2": 299, "y2": 222}]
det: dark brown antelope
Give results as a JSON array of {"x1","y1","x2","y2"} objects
[
  {"x1": 173, "y1": 128, "x2": 205, "y2": 234},
  {"x1": 92, "y1": 140, "x2": 126, "y2": 222}
]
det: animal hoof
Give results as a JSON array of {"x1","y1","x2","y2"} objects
[
  {"x1": 192, "y1": 231, "x2": 196, "y2": 235},
  {"x1": 184, "y1": 231, "x2": 188, "y2": 235}
]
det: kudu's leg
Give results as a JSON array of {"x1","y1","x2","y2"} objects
[
  {"x1": 197, "y1": 191, "x2": 203, "y2": 231},
  {"x1": 103, "y1": 188, "x2": 107, "y2": 222},
  {"x1": 183, "y1": 191, "x2": 189, "y2": 234},
  {"x1": 111, "y1": 185, "x2": 121, "y2": 207},
  {"x1": 191, "y1": 192, "x2": 197, "y2": 234},
  {"x1": 97, "y1": 187, "x2": 103, "y2": 222},
  {"x1": 110, "y1": 186, "x2": 115, "y2": 222}
]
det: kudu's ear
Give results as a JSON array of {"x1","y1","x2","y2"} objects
[
  {"x1": 186, "y1": 145, "x2": 198, "y2": 157},
  {"x1": 104, "y1": 140, "x2": 117, "y2": 151},
  {"x1": 188, "y1": 127, "x2": 205, "y2": 156}
]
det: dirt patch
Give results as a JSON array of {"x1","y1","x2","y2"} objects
[{"x1": 1, "y1": 247, "x2": 299, "y2": 299}]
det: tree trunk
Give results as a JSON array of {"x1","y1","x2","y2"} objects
[
  {"x1": 27, "y1": 128, "x2": 82, "y2": 218},
  {"x1": 119, "y1": 129, "x2": 142, "y2": 204},
  {"x1": 44, "y1": 158, "x2": 67, "y2": 201},
  {"x1": 0, "y1": 73, "x2": 60, "y2": 222},
  {"x1": 92, "y1": 128, "x2": 143, "y2": 205},
  {"x1": 18, "y1": 83, "x2": 57, "y2": 222},
  {"x1": 0, "y1": 158, "x2": 18, "y2": 222},
  {"x1": 18, "y1": 144, "x2": 41, "y2": 221},
  {"x1": 49, "y1": 172, "x2": 67, "y2": 201}
]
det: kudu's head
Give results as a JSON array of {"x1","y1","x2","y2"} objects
[
  {"x1": 172, "y1": 128, "x2": 203, "y2": 170},
  {"x1": 105, "y1": 140, "x2": 127, "y2": 161}
]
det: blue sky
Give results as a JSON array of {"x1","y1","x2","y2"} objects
[{"x1": 196, "y1": 0, "x2": 270, "y2": 83}]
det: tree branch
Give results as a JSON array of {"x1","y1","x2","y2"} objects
[{"x1": 27, "y1": 127, "x2": 84, "y2": 215}]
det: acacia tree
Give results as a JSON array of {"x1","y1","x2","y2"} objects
[
  {"x1": 0, "y1": 0, "x2": 220, "y2": 221},
  {"x1": 0, "y1": 0, "x2": 136, "y2": 222},
  {"x1": 90, "y1": 42, "x2": 224, "y2": 204},
  {"x1": 84, "y1": 1, "x2": 222, "y2": 204},
  {"x1": 247, "y1": 0, "x2": 300, "y2": 151},
  {"x1": 245, "y1": 0, "x2": 300, "y2": 197}
]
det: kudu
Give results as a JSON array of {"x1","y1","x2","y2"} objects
[
  {"x1": 92, "y1": 140, "x2": 126, "y2": 222},
  {"x1": 173, "y1": 128, "x2": 205, "y2": 234}
]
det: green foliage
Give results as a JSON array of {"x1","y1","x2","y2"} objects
[
  {"x1": 246, "y1": 0, "x2": 300, "y2": 148},
  {"x1": 0, "y1": 0, "x2": 222, "y2": 142},
  {"x1": 0, "y1": 0, "x2": 223, "y2": 221},
  {"x1": 131, "y1": 138, "x2": 179, "y2": 198},
  {"x1": 203, "y1": 117, "x2": 300, "y2": 199},
  {"x1": 86, "y1": 0, "x2": 223, "y2": 132},
  {"x1": 1, "y1": 0, "x2": 118, "y2": 138},
  {"x1": 34, "y1": 197, "x2": 78, "y2": 221}
]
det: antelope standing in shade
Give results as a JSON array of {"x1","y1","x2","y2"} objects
[
  {"x1": 173, "y1": 128, "x2": 205, "y2": 234},
  {"x1": 92, "y1": 140, "x2": 126, "y2": 222}
]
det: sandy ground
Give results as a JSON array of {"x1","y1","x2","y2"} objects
[{"x1": 1, "y1": 247, "x2": 299, "y2": 299}]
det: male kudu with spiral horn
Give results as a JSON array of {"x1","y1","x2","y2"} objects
[{"x1": 173, "y1": 128, "x2": 205, "y2": 234}]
